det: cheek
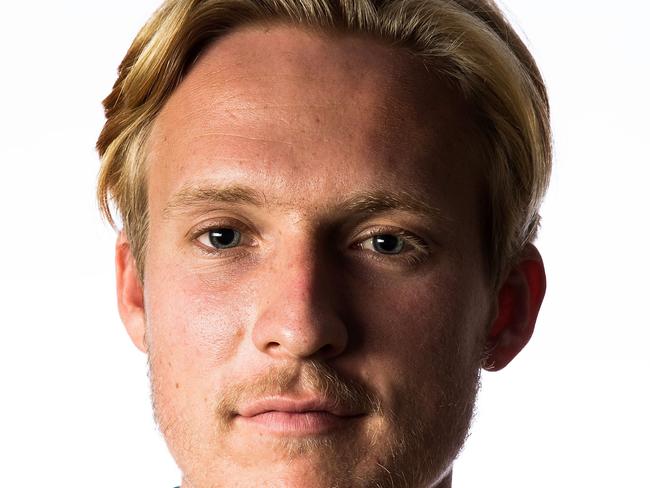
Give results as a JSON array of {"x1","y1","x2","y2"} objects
[
  {"x1": 143, "y1": 269, "x2": 250, "y2": 392},
  {"x1": 359, "y1": 274, "x2": 480, "y2": 348},
  {"x1": 349, "y1": 267, "x2": 488, "y2": 392}
]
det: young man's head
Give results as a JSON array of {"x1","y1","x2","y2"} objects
[{"x1": 97, "y1": 1, "x2": 550, "y2": 486}]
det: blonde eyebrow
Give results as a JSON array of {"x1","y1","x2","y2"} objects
[
  {"x1": 163, "y1": 183, "x2": 448, "y2": 224},
  {"x1": 339, "y1": 190, "x2": 446, "y2": 221},
  {"x1": 163, "y1": 184, "x2": 266, "y2": 218}
]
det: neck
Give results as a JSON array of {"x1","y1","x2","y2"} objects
[{"x1": 181, "y1": 471, "x2": 453, "y2": 488}]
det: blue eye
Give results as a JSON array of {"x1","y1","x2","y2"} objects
[
  {"x1": 359, "y1": 234, "x2": 406, "y2": 255},
  {"x1": 201, "y1": 228, "x2": 241, "y2": 249}
]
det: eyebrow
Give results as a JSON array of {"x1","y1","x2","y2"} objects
[
  {"x1": 340, "y1": 189, "x2": 446, "y2": 222},
  {"x1": 163, "y1": 183, "x2": 448, "y2": 224},
  {"x1": 164, "y1": 184, "x2": 266, "y2": 216}
]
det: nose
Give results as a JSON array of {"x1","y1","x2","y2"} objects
[{"x1": 252, "y1": 238, "x2": 348, "y2": 361}]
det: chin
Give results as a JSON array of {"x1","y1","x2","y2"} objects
[{"x1": 176, "y1": 433, "x2": 454, "y2": 488}]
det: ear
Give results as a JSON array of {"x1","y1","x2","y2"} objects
[
  {"x1": 482, "y1": 243, "x2": 546, "y2": 371},
  {"x1": 115, "y1": 231, "x2": 147, "y2": 353}
]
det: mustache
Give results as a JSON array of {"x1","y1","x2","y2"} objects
[{"x1": 215, "y1": 360, "x2": 382, "y2": 420}]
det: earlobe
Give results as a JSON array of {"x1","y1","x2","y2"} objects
[
  {"x1": 483, "y1": 244, "x2": 546, "y2": 371},
  {"x1": 115, "y1": 231, "x2": 147, "y2": 353}
]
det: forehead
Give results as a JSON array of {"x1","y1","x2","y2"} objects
[{"x1": 146, "y1": 23, "x2": 480, "y2": 218}]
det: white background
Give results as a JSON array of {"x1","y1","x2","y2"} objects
[{"x1": 0, "y1": 1, "x2": 648, "y2": 486}]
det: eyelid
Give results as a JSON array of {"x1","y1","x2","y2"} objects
[
  {"x1": 187, "y1": 215, "x2": 255, "y2": 239},
  {"x1": 358, "y1": 234, "x2": 424, "y2": 254},
  {"x1": 353, "y1": 226, "x2": 429, "y2": 250},
  {"x1": 188, "y1": 220, "x2": 431, "y2": 265},
  {"x1": 190, "y1": 219, "x2": 257, "y2": 254},
  {"x1": 351, "y1": 226, "x2": 431, "y2": 268}
]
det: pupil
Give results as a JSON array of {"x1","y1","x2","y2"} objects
[
  {"x1": 209, "y1": 228, "x2": 239, "y2": 249},
  {"x1": 373, "y1": 234, "x2": 403, "y2": 254}
]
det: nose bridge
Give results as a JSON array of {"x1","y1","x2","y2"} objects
[{"x1": 252, "y1": 229, "x2": 348, "y2": 360}]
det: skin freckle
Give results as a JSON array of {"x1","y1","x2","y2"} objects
[{"x1": 111, "y1": 15, "x2": 548, "y2": 488}]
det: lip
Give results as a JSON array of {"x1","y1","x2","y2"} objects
[{"x1": 236, "y1": 396, "x2": 365, "y2": 435}]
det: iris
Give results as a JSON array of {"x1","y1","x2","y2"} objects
[
  {"x1": 208, "y1": 228, "x2": 241, "y2": 249},
  {"x1": 372, "y1": 234, "x2": 404, "y2": 254}
]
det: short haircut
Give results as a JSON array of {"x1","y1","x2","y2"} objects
[{"x1": 97, "y1": 0, "x2": 551, "y2": 285}]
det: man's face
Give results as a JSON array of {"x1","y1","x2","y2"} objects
[{"x1": 139, "y1": 25, "x2": 494, "y2": 488}]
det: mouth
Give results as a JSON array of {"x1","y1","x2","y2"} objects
[{"x1": 236, "y1": 396, "x2": 366, "y2": 435}]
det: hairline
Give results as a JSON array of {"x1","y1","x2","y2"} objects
[{"x1": 97, "y1": 0, "x2": 551, "y2": 289}]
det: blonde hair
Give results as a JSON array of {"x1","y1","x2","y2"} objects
[{"x1": 97, "y1": 0, "x2": 551, "y2": 284}]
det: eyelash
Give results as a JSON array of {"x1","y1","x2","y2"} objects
[
  {"x1": 191, "y1": 221, "x2": 253, "y2": 258},
  {"x1": 353, "y1": 226, "x2": 430, "y2": 266},
  {"x1": 191, "y1": 222, "x2": 430, "y2": 266}
]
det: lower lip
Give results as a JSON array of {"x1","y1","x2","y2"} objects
[{"x1": 237, "y1": 411, "x2": 361, "y2": 435}]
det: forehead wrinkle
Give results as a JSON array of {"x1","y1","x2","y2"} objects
[
  {"x1": 173, "y1": 35, "x2": 412, "y2": 119},
  {"x1": 189, "y1": 131, "x2": 295, "y2": 148}
]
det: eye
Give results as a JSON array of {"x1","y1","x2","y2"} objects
[
  {"x1": 359, "y1": 234, "x2": 406, "y2": 255},
  {"x1": 197, "y1": 227, "x2": 242, "y2": 250}
]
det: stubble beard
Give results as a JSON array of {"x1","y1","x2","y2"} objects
[{"x1": 147, "y1": 347, "x2": 483, "y2": 488}]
